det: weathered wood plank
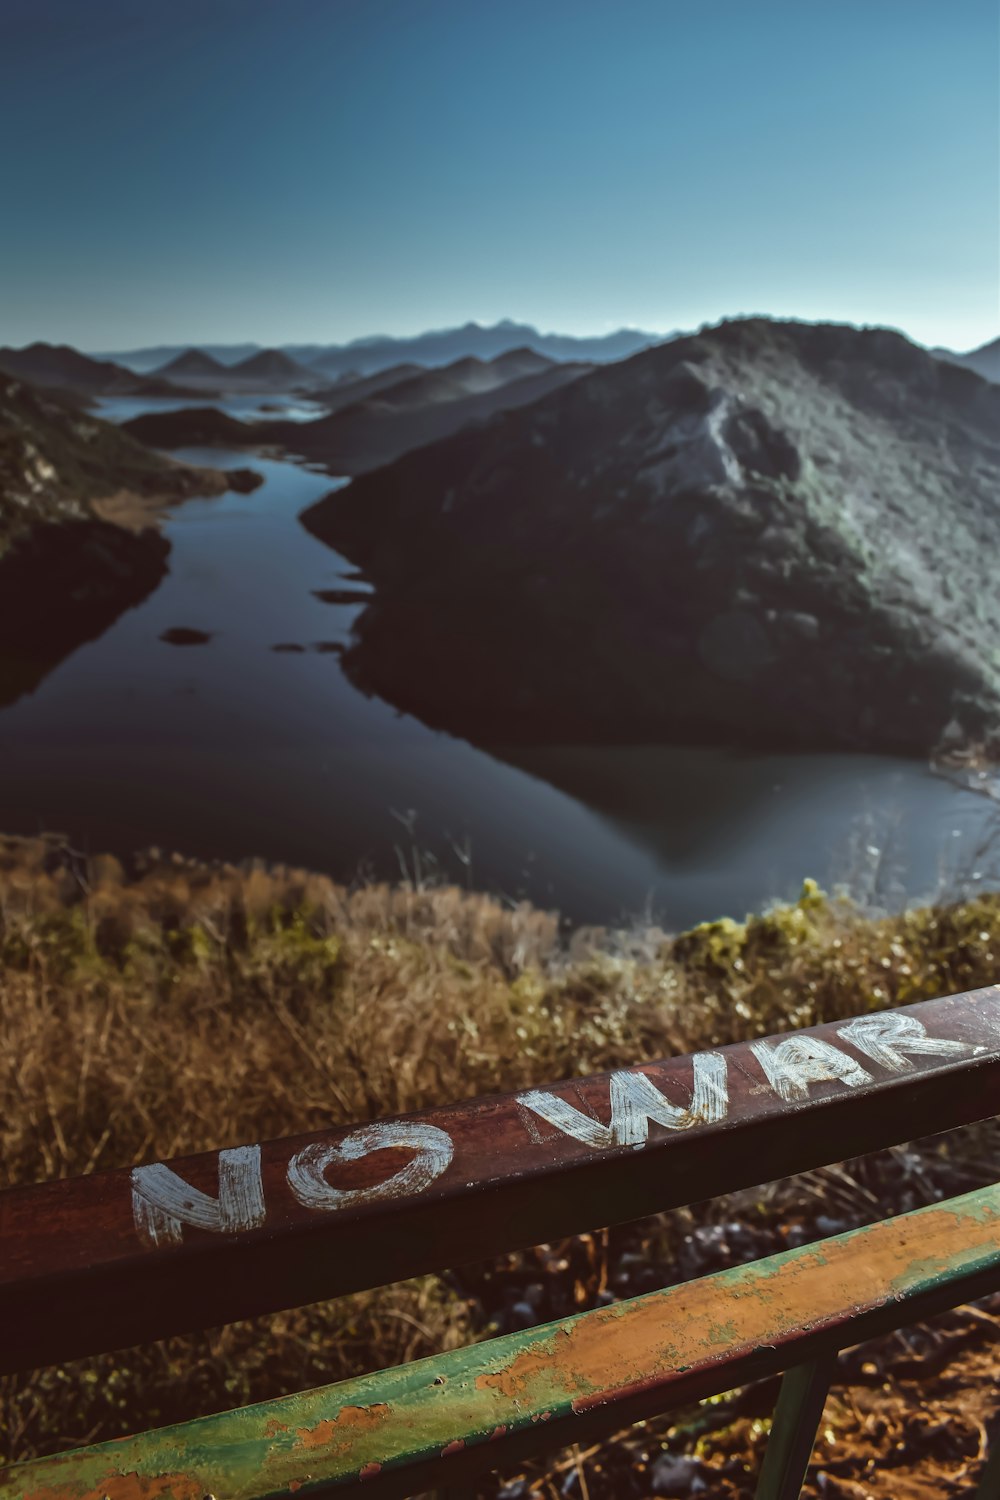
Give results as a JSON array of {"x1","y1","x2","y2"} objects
[
  {"x1": 2, "y1": 987, "x2": 999, "y2": 1372},
  {"x1": 6, "y1": 1181, "x2": 1000, "y2": 1500}
]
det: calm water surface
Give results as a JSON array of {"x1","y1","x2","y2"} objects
[{"x1": 0, "y1": 399, "x2": 997, "y2": 928}]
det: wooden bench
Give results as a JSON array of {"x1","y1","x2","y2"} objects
[{"x1": 4, "y1": 986, "x2": 1000, "y2": 1499}]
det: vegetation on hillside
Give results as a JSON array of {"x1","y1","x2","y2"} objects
[
  {"x1": 0, "y1": 376, "x2": 261, "y2": 709},
  {"x1": 0, "y1": 375, "x2": 239, "y2": 555},
  {"x1": 3, "y1": 834, "x2": 1000, "y2": 1493}
]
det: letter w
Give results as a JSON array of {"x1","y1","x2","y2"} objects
[
  {"x1": 518, "y1": 1054, "x2": 727, "y2": 1150},
  {"x1": 131, "y1": 1145, "x2": 265, "y2": 1248}
]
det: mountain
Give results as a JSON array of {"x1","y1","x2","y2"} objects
[
  {"x1": 279, "y1": 357, "x2": 591, "y2": 473},
  {"x1": 103, "y1": 321, "x2": 664, "y2": 382},
  {"x1": 941, "y1": 337, "x2": 1000, "y2": 383},
  {"x1": 490, "y1": 347, "x2": 557, "y2": 380},
  {"x1": 932, "y1": 336, "x2": 1000, "y2": 383},
  {"x1": 344, "y1": 349, "x2": 556, "y2": 412},
  {"x1": 97, "y1": 343, "x2": 263, "y2": 373},
  {"x1": 301, "y1": 318, "x2": 1000, "y2": 757},
  {"x1": 123, "y1": 406, "x2": 271, "y2": 450},
  {"x1": 0, "y1": 375, "x2": 257, "y2": 707},
  {"x1": 308, "y1": 364, "x2": 426, "y2": 413},
  {"x1": 122, "y1": 350, "x2": 592, "y2": 474},
  {"x1": 307, "y1": 349, "x2": 551, "y2": 413},
  {"x1": 148, "y1": 347, "x2": 323, "y2": 392},
  {"x1": 304, "y1": 320, "x2": 660, "y2": 378},
  {"x1": 0, "y1": 342, "x2": 134, "y2": 392},
  {"x1": 0, "y1": 342, "x2": 196, "y2": 400},
  {"x1": 227, "y1": 348, "x2": 320, "y2": 387},
  {"x1": 152, "y1": 349, "x2": 230, "y2": 382}
]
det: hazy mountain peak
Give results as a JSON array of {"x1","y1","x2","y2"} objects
[
  {"x1": 104, "y1": 321, "x2": 662, "y2": 382},
  {"x1": 302, "y1": 319, "x2": 660, "y2": 380},
  {"x1": 231, "y1": 348, "x2": 312, "y2": 377},
  {"x1": 0, "y1": 341, "x2": 144, "y2": 395},
  {"x1": 155, "y1": 348, "x2": 229, "y2": 378}
]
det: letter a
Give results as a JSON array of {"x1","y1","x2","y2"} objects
[{"x1": 750, "y1": 1035, "x2": 872, "y2": 1102}]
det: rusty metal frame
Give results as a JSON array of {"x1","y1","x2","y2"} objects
[
  {"x1": 754, "y1": 1356, "x2": 837, "y2": 1500},
  {"x1": 2, "y1": 987, "x2": 1000, "y2": 1375},
  {"x1": 977, "y1": 1439, "x2": 1000, "y2": 1500},
  {"x1": 6, "y1": 1179, "x2": 1000, "y2": 1500}
]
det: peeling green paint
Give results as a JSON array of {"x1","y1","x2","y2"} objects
[
  {"x1": 6, "y1": 1181, "x2": 1000, "y2": 1500},
  {"x1": 705, "y1": 1319, "x2": 739, "y2": 1346}
]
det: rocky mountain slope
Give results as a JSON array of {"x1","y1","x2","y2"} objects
[
  {"x1": 0, "y1": 376, "x2": 256, "y2": 705},
  {"x1": 302, "y1": 318, "x2": 1000, "y2": 756}
]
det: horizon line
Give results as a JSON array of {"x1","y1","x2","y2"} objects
[{"x1": 13, "y1": 313, "x2": 991, "y2": 361}]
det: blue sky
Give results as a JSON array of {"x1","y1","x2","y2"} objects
[{"x1": 1, "y1": 0, "x2": 997, "y2": 352}]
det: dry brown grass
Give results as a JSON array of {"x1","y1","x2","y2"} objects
[{"x1": 3, "y1": 833, "x2": 1000, "y2": 1471}]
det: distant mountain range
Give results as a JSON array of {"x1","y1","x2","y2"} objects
[
  {"x1": 302, "y1": 318, "x2": 1000, "y2": 757},
  {"x1": 151, "y1": 347, "x2": 322, "y2": 390},
  {"x1": 298, "y1": 321, "x2": 661, "y2": 379},
  {"x1": 122, "y1": 348, "x2": 593, "y2": 474},
  {"x1": 0, "y1": 342, "x2": 202, "y2": 400},
  {"x1": 309, "y1": 363, "x2": 425, "y2": 412},
  {"x1": 268, "y1": 349, "x2": 594, "y2": 474},
  {"x1": 154, "y1": 348, "x2": 229, "y2": 381},
  {"x1": 98, "y1": 322, "x2": 1000, "y2": 385},
  {"x1": 97, "y1": 320, "x2": 665, "y2": 377}
]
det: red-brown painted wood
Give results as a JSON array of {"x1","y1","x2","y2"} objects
[{"x1": 2, "y1": 987, "x2": 998, "y2": 1374}]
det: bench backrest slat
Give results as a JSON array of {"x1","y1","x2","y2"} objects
[{"x1": 1, "y1": 986, "x2": 998, "y2": 1374}]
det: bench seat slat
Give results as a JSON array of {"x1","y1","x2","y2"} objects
[{"x1": 6, "y1": 1180, "x2": 1000, "y2": 1500}]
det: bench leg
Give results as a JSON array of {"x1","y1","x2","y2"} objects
[
  {"x1": 976, "y1": 1438, "x2": 1000, "y2": 1499},
  {"x1": 755, "y1": 1353, "x2": 836, "y2": 1500}
]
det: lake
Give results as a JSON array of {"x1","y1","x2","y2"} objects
[{"x1": 0, "y1": 395, "x2": 997, "y2": 929}]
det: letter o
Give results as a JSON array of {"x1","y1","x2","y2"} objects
[{"x1": 286, "y1": 1121, "x2": 454, "y2": 1211}]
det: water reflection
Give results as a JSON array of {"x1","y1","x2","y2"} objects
[{"x1": 492, "y1": 742, "x2": 993, "y2": 919}]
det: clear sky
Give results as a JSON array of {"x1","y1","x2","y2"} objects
[{"x1": 1, "y1": 0, "x2": 997, "y2": 352}]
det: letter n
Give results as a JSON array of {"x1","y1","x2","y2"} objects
[{"x1": 131, "y1": 1144, "x2": 266, "y2": 1248}]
